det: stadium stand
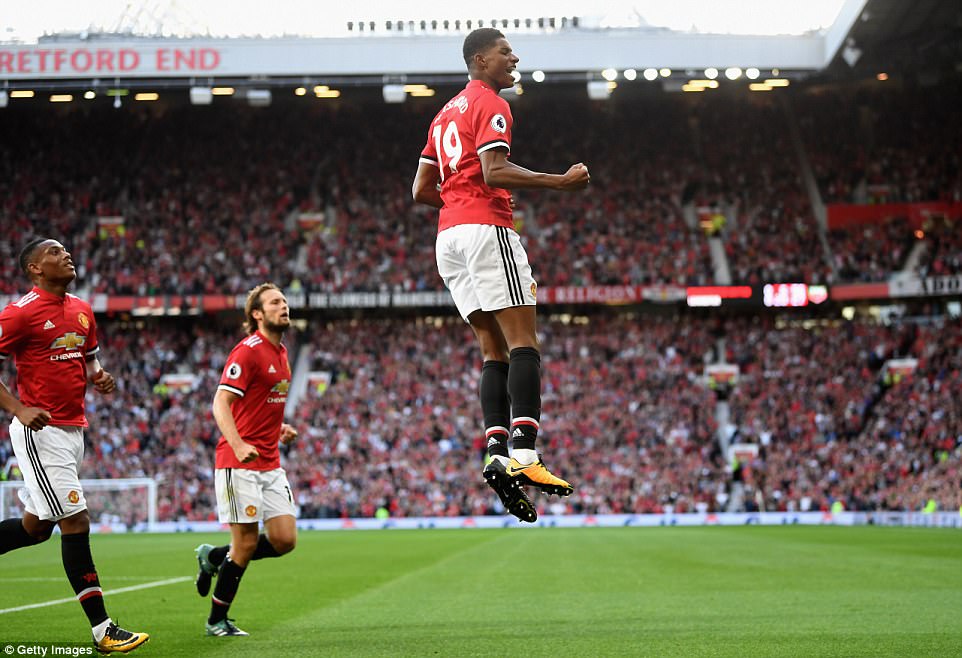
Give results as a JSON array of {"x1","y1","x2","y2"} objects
[
  {"x1": 799, "y1": 86, "x2": 962, "y2": 206},
  {"x1": 691, "y1": 97, "x2": 832, "y2": 285},
  {"x1": 2, "y1": 312, "x2": 957, "y2": 522},
  {"x1": 917, "y1": 216, "x2": 962, "y2": 277},
  {"x1": 827, "y1": 217, "x2": 914, "y2": 282},
  {"x1": 2, "y1": 82, "x2": 959, "y2": 294},
  {"x1": 0, "y1": 78, "x2": 960, "y2": 525}
]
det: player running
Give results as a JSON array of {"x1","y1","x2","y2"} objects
[
  {"x1": 412, "y1": 28, "x2": 590, "y2": 522},
  {"x1": 193, "y1": 282, "x2": 298, "y2": 637},
  {"x1": 0, "y1": 238, "x2": 149, "y2": 654}
]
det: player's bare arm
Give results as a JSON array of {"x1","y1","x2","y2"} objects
[
  {"x1": 412, "y1": 162, "x2": 444, "y2": 208},
  {"x1": 212, "y1": 388, "x2": 259, "y2": 463},
  {"x1": 86, "y1": 357, "x2": 116, "y2": 394},
  {"x1": 279, "y1": 423, "x2": 298, "y2": 445},
  {"x1": 480, "y1": 149, "x2": 590, "y2": 191},
  {"x1": 0, "y1": 380, "x2": 51, "y2": 430}
]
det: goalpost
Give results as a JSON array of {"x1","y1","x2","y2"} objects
[{"x1": 0, "y1": 478, "x2": 158, "y2": 532}]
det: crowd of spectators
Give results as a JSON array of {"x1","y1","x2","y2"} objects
[
  {"x1": 793, "y1": 83, "x2": 961, "y2": 282},
  {"x1": 294, "y1": 314, "x2": 722, "y2": 518},
  {"x1": 799, "y1": 84, "x2": 962, "y2": 205},
  {"x1": 513, "y1": 96, "x2": 715, "y2": 286},
  {"x1": 724, "y1": 316, "x2": 960, "y2": 513},
  {"x1": 688, "y1": 96, "x2": 832, "y2": 285},
  {"x1": 1, "y1": 84, "x2": 959, "y2": 520},
  {"x1": 1, "y1": 82, "x2": 961, "y2": 522},
  {"x1": 3, "y1": 83, "x2": 960, "y2": 295},
  {"x1": 823, "y1": 213, "x2": 961, "y2": 284},
  {"x1": 0, "y1": 108, "x2": 310, "y2": 296},
  {"x1": 0, "y1": 94, "x2": 718, "y2": 296},
  {"x1": 827, "y1": 217, "x2": 915, "y2": 282},
  {"x1": 916, "y1": 216, "x2": 962, "y2": 278},
  {"x1": 848, "y1": 321, "x2": 962, "y2": 511},
  {"x1": 1, "y1": 311, "x2": 956, "y2": 523},
  {"x1": 234, "y1": 94, "x2": 718, "y2": 293}
]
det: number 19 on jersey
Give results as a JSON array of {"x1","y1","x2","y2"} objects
[{"x1": 432, "y1": 121, "x2": 463, "y2": 181}]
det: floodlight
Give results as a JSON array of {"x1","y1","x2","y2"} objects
[
  {"x1": 586, "y1": 80, "x2": 611, "y2": 100},
  {"x1": 189, "y1": 87, "x2": 213, "y2": 105},
  {"x1": 247, "y1": 89, "x2": 271, "y2": 107},
  {"x1": 383, "y1": 84, "x2": 406, "y2": 103}
]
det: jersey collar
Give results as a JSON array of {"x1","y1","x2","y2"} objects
[
  {"x1": 255, "y1": 329, "x2": 284, "y2": 353},
  {"x1": 31, "y1": 286, "x2": 67, "y2": 303},
  {"x1": 467, "y1": 79, "x2": 497, "y2": 94}
]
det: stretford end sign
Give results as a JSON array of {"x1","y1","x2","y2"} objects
[
  {"x1": 0, "y1": 30, "x2": 833, "y2": 81},
  {"x1": 0, "y1": 46, "x2": 221, "y2": 76}
]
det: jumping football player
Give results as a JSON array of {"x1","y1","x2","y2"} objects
[{"x1": 412, "y1": 28, "x2": 590, "y2": 522}]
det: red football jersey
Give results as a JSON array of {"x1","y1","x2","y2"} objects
[
  {"x1": 420, "y1": 80, "x2": 514, "y2": 232},
  {"x1": 0, "y1": 287, "x2": 100, "y2": 427},
  {"x1": 215, "y1": 331, "x2": 290, "y2": 470}
]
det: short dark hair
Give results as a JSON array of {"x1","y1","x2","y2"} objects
[
  {"x1": 18, "y1": 237, "x2": 50, "y2": 275},
  {"x1": 463, "y1": 28, "x2": 505, "y2": 67}
]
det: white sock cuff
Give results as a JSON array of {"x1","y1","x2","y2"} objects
[
  {"x1": 510, "y1": 448, "x2": 538, "y2": 465},
  {"x1": 92, "y1": 618, "x2": 112, "y2": 641}
]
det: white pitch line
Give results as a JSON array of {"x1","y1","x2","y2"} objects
[{"x1": 0, "y1": 576, "x2": 191, "y2": 615}]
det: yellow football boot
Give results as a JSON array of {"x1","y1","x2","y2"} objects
[
  {"x1": 506, "y1": 456, "x2": 574, "y2": 496},
  {"x1": 94, "y1": 623, "x2": 149, "y2": 654}
]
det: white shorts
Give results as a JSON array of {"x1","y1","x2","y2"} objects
[
  {"x1": 215, "y1": 467, "x2": 296, "y2": 524},
  {"x1": 9, "y1": 418, "x2": 87, "y2": 522},
  {"x1": 436, "y1": 224, "x2": 537, "y2": 322}
]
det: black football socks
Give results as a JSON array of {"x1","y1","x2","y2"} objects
[
  {"x1": 480, "y1": 360, "x2": 511, "y2": 460},
  {"x1": 0, "y1": 518, "x2": 41, "y2": 554},
  {"x1": 208, "y1": 534, "x2": 281, "y2": 568},
  {"x1": 252, "y1": 534, "x2": 282, "y2": 560},
  {"x1": 209, "y1": 558, "x2": 246, "y2": 624},
  {"x1": 61, "y1": 532, "x2": 109, "y2": 627},
  {"x1": 507, "y1": 347, "x2": 542, "y2": 452}
]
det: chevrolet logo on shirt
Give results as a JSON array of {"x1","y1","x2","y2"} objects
[
  {"x1": 50, "y1": 332, "x2": 86, "y2": 350},
  {"x1": 267, "y1": 379, "x2": 289, "y2": 404}
]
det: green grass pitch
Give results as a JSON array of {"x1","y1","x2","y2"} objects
[{"x1": 1, "y1": 526, "x2": 960, "y2": 656}]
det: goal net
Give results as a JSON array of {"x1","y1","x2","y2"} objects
[{"x1": 0, "y1": 478, "x2": 158, "y2": 532}]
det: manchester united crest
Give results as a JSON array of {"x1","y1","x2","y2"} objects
[
  {"x1": 245, "y1": 505, "x2": 257, "y2": 517},
  {"x1": 67, "y1": 490, "x2": 80, "y2": 504},
  {"x1": 78, "y1": 313, "x2": 89, "y2": 329}
]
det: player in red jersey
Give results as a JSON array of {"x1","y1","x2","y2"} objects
[
  {"x1": 192, "y1": 282, "x2": 298, "y2": 637},
  {"x1": 0, "y1": 238, "x2": 149, "y2": 654},
  {"x1": 412, "y1": 29, "x2": 590, "y2": 523}
]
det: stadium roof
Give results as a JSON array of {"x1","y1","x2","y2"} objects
[
  {"x1": 6, "y1": 1, "x2": 854, "y2": 42},
  {"x1": 0, "y1": 1, "x2": 868, "y2": 87},
  {"x1": 821, "y1": 0, "x2": 962, "y2": 79},
  {"x1": 1, "y1": 0, "x2": 957, "y2": 93}
]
